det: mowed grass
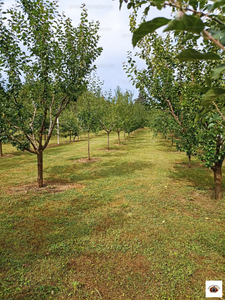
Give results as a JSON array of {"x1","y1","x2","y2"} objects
[{"x1": 0, "y1": 130, "x2": 224, "y2": 300}]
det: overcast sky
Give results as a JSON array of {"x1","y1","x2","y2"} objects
[{"x1": 3, "y1": 0, "x2": 172, "y2": 99}]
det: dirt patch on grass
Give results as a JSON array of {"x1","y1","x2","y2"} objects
[
  {"x1": 189, "y1": 190, "x2": 218, "y2": 208},
  {"x1": 98, "y1": 149, "x2": 115, "y2": 152},
  {"x1": 46, "y1": 141, "x2": 73, "y2": 148},
  {"x1": 74, "y1": 157, "x2": 100, "y2": 163},
  {"x1": 66, "y1": 252, "x2": 154, "y2": 299},
  {"x1": 6, "y1": 181, "x2": 85, "y2": 195},
  {"x1": 0, "y1": 154, "x2": 15, "y2": 158}
]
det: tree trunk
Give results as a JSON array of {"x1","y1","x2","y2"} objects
[
  {"x1": 57, "y1": 117, "x2": 59, "y2": 145},
  {"x1": 37, "y1": 150, "x2": 43, "y2": 188},
  {"x1": 107, "y1": 132, "x2": 110, "y2": 150},
  {"x1": 211, "y1": 161, "x2": 223, "y2": 200},
  {"x1": 0, "y1": 141, "x2": 3, "y2": 157},
  {"x1": 88, "y1": 131, "x2": 90, "y2": 160},
  {"x1": 70, "y1": 132, "x2": 71, "y2": 142},
  {"x1": 188, "y1": 154, "x2": 191, "y2": 168},
  {"x1": 117, "y1": 131, "x2": 120, "y2": 144},
  {"x1": 124, "y1": 131, "x2": 125, "y2": 141}
]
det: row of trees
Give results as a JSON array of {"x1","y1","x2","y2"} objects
[
  {"x1": 122, "y1": 6, "x2": 225, "y2": 200},
  {"x1": 0, "y1": 0, "x2": 147, "y2": 189},
  {"x1": 59, "y1": 87, "x2": 147, "y2": 159}
]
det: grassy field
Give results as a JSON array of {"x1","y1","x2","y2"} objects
[{"x1": 0, "y1": 129, "x2": 224, "y2": 300}]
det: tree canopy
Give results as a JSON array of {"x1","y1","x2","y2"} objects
[{"x1": 0, "y1": 0, "x2": 102, "y2": 186}]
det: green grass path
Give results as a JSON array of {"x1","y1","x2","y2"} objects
[{"x1": 0, "y1": 129, "x2": 224, "y2": 299}]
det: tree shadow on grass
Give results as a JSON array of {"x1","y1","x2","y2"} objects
[
  {"x1": 0, "y1": 153, "x2": 35, "y2": 174},
  {"x1": 45, "y1": 159, "x2": 154, "y2": 183},
  {"x1": 154, "y1": 140, "x2": 178, "y2": 152},
  {"x1": 169, "y1": 160, "x2": 225, "y2": 190}
]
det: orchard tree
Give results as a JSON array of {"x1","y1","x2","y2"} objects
[
  {"x1": 149, "y1": 109, "x2": 178, "y2": 145},
  {"x1": 98, "y1": 94, "x2": 116, "y2": 150},
  {"x1": 124, "y1": 21, "x2": 225, "y2": 199},
  {"x1": 124, "y1": 32, "x2": 201, "y2": 163},
  {"x1": 60, "y1": 105, "x2": 81, "y2": 142},
  {"x1": 112, "y1": 88, "x2": 135, "y2": 144},
  {"x1": 196, "y1": 110, "x2": 225, "y2": 200},
  {"x1": 132, "y1": 101, "x2": 147, "y2": 132},
  {"x1": 135, "y1": 91, "x2": 149, "y2": 107},
  {"x1": 118, "y1": 0, "x2": 225, "y2": 107},
  {"x1": 77, "y1": 90, "x2": 100, "y2": 160},
  {"x1": 0, "y1": 82, "x2": 8, "y2": 157},
  {"x1": 0, "y1": 1, "x2": 102, "y2": 187}
]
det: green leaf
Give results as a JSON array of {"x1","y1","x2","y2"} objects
[
  {"x1": 189, "y1": 0, "x2": 198, "y2": 10},
  {"x1": 119, "y1": 0, "x2": 123, "y2": 10},
  {"x1": 143, "y1": 6, "x2": 150, "y2": 15},
  {"x1": 176, "y1": 49, "x2": 221, "y2": 62},
  {"x1": 191, "y1": 84, "x2": 210, "y2": 94},
  {"x1": 211, "y1": 64, "x2": 225, "y2": 79},
  {"x1": 205, "y1": 76, "x2": 211, "y2": 87},
  {"x1": 154, "y1": 0, "x2": 165, "y2": 9},
  {"x1": 163, "y1": 15, "x2": 205, "y2": 34},
  {"x1": 127, "y1": 3, "x2": 134, "y2": 9},
  {"x1": 220, "y1": 33, "x2": 225, "y2": 45},
  {"x1": 206, "y1": 4, "x2": 213, "y2": 11},
  {"x1": 200, "y1": 0, "x2": 207, "y2": 9},
  {"x1": 202, "y1": 88, "x2": 225, "y2": 105},
  {"x1": 132, "y1": 17, "x2": 170, "y2": 47},
  {"x1": 212, "y1": 0, "x2": 225, "y2": 11},
  {"x1": 210, "y1": 29, "x2": 224, "y2": 39}
]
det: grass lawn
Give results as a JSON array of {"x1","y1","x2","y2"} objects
[{"x1": 0, "y1": 129, "x2": 224, "y2": 300}]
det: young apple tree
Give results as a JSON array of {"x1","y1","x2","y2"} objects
[
  {"x1": 60, "y1": 105, "x2": 81, "y2": 142},
  {"x1": 0, "y1": 0, "x2": 102, "y2": 187},
  {"x1": 98, "y1": 94, "x2": 116, "y2": 150},
  {"x1": 124, "y1": 23, "x2": 225, "y2": 198},
  {"x1": 119, "y1": 0, "x2": 225, "y2": 109},
  {"x1": 77, "y1": 90, "x2": 100, "y2": 160}
]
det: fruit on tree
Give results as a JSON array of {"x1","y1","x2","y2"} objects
[{"x1": 175, "y1": 11, "x2": 184, "y2": 20}]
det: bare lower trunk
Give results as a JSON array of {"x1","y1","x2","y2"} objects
[
  {"x1": 188, "y1": 154, "x2": 191, "y2": 168},
  {"x1": 57, "y1": 118, "x2": 59, "y2": 145},
  {"x1": 107, "y1": 132, "x2": 110, "y2": 150},
  {"x1": 88, "y1": 131, "x2": 90, "y2": 160},
  {"x1": 124, "y1": 131, "x2": 125, "y2": 141},
  {"x1": 37, "y1": 150, "x2": 43, "y2": 188},
  {"x1": 117, "y1": 131, "x2": 120, "y2": 144},
  {"x1": 0, "y1": 141, "x2": 2, "y2": 157},
  {"x1": 211, "y1": 161, "x2": 223, "y2": 200}
]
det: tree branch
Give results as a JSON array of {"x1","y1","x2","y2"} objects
[
  {"x1": 43, "y1": 95, "x2": 70, "y2": 150},
  {"x1": 164, "y1": 97, "x2": 182, "y2": 127},
  {"x1": 203, "y1": 30, "x2": 225, "y2": 51},
  {"x1": 164, "y1": 1, "x2": 225, "y2": 50},
  {"x1": 165, "y1": 2, "x2": 225, "y2": 26},
  {"x1": 7, "y1": 134, "x2": 36, "y2": 154},
  {"x1": 29, "y1": 101, "x2": 38, "y2": 149},
  {"x1": 213, "y1": 101, "x2": 225, "y2": 122}
]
